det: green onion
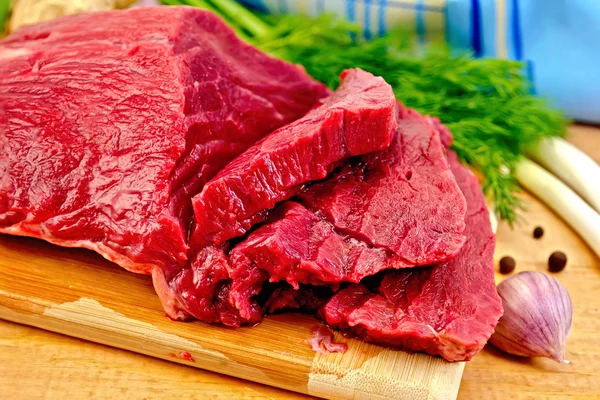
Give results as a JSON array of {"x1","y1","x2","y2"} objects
[
  {"x1": 516, "y1": 158, "x2": 600, "y2": 258},
  {"x1": 528, "y1": 137, "x2": 600, "y2": 213},
  {"x1": 0, "y1": 0, "x2": 10, "y2": 34}
]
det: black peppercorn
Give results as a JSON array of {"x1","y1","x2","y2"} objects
[
  {"x1": 549, "y1": 251, "x2": 567, "y2": 272},
  {"x1": 533, "y1": 226, "x2": 544, "y2": 239},
  {"x1": 499, "y1": 256, "x2": 516, "y2": 274}
]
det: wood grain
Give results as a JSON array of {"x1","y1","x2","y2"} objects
[
  {"x1": 459, "y1": 126, "x2": 600, "y2": 399},
  {"x1": 1, "y1": 126, "x2": 599, "y2": 399},
  {"x1": 0, "y1": 320, "x2": 308, "y2": 400}
]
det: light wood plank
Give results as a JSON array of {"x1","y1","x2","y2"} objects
[{"x1": 0, "y1": 320, "x2": 308, "y2": 400}]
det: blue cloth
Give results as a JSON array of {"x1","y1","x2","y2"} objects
[{"x1": 240, "y1": 0, "x2": 600, "y2": 123}]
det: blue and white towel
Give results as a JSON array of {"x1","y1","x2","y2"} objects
[{"x1": 240, "y1": 0, "x2": 600, "y2": 124}]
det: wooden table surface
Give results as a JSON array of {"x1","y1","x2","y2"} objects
[{"x1": 1, "y1": 126, "x2": 599, "y2": 400}]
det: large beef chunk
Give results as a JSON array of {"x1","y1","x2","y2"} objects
[
  {"x1": 318, "y1": 151, "x2": 503, "y2": 361},
  {"x1": 0, "y1": 7, "x2": 328, "y2": 277},
  {"x1": 298, "y1": 106, "x2": 466, "y2": 266},
  {"x1": 191, "y1": 69, "x2": 398, "y2": 248}
]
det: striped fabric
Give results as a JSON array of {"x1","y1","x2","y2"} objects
[
  {"x1": 240, "y1": 0, "x2": 600, "y2": 123},
  {"x1": 239, "y1": 0, "x2": 520, "y2": 57},
  {"x1": 242, "y1": 0, "x2": 447, "y2": 42}
]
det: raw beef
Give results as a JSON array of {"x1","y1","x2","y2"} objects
[
  {"x1": 425, "y1": 115, "x2": 453, "y2": 150},
  {"x1": 306, "y1": 326, "x2": 348, "y2": 355},
  {"x1": 298, "y1": 106, "x2": 466, "y2": 266},
  {"x1": 224, "y1": 106, "x2": 467, "y2": 323},
  {"x1": 264, "y1": 284, "x2": 331, "y2": 314},
  {"x1": 0, "y1": 7, "x2": 328, "y2": 277},
  {"x1": 162, "y1": 69, "x2": 399, "y2": 323},
  {"x1": 191, "y1": 68, "x2": 398, "y2": 248},
  {"x1": 228, "y1": 201, "x2": 402, "y2": 319},
  {"x1": 0, "y1": 6, "x2": 499, "y2": 361},
  {"x1": 166, "y1": 237, "x2": 337, "y2": 324},
  {"x1": 231, "y1": 201, "x2": 398, "y2": 287},
  {"x1": 318, "y1": 151, "x2": 503, "y2": 361}
]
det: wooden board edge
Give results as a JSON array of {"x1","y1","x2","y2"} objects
[
  {"x1": 307, "y1": 332, "x2": 465, "y2": 400},
  {"x1": 0, "y1": 290, "x2": 465, "y2": 400}
]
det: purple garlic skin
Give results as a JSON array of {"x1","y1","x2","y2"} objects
[{"x1": 490, "y1": 271, "x2": 573, "y2": 363}]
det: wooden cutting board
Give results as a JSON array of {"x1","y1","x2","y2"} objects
[{"x1": 0, "y1": 234, "x2": 465, "y2": 400}]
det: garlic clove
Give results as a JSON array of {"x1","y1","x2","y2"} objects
[{"x1": 489, "y1": 271, "x2": 572, "y2": 364}]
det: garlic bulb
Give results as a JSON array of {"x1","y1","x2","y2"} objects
[{"x1": 489, "y1": 271, "x2": 572, "y2": 363}]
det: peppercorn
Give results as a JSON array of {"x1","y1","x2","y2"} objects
[
  {"x1": 499, "y1": 256, "x2": 516, "y2": 274},
  {"x1": 548, "y1": 251, "x2": 567, "y2": 272},
  {"x1": 533, "y1": 226, "x2": 544, "y2": 239}
]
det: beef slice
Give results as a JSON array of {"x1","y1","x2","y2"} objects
[
  {"x1": 299, "y1": 106, "x2": 466, "y2": 266},
  {"x1": 191, "y1": 68, "x2": 398, "y2": 248},
  {"x1": 318, "y1": 151, "x2": 503, "y2": 362}
]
